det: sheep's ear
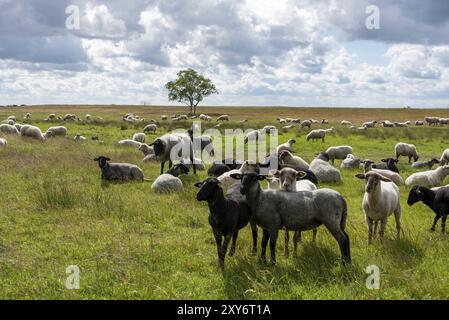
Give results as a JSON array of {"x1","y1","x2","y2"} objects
[
  {"x1": 257, "y1": 175, "x2": 266, "y2": 181},
  {"x1": 272, "y1": 170, "x2": 280, "y2": 178},
  {"x1": 355, "y1": 173, "x2": 365, "y2": 180},
  {"x1": 229, "y1": 173, "x2": 242, "y2": 180},
  {"x1": 296, "y1": 171, "x2": 307, "y2": 180},
  {"x1": 194, "y1": 182, "x2": 203, "y2": 188},
  {"x1": 105, "y1": 157, "x2": 111, "y2": 161}
]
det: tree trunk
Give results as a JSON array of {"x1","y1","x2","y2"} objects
[{"x1": 189, "y1": 104, "x2": 193, "y2": 114}]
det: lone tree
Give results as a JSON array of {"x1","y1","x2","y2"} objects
[{"x1": 165, "y1": 68, "x2": 218, "y2": 114}]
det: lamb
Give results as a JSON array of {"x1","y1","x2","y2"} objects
[
  {"x1": 325, "y1": 146, "x2": 353, "y2": 164},
  {"x1": 94, "y1": 156, "x2": 146, "y2": 181},
  {"x1": 46, "y1": 126, "x2": 68, "y2": 137},
  {"x1": 411, "y1": 158, "x2": 440, "y2": 169},
  {"x1": 279, "y1": 150, "x2": 309, "y2": 171},
  {"x1": 0, "y1": 124, "x2": 20, "y2": 135},
  {"x1": 395, "y1": 142, "x2": 419, "y2": 163},
  {"x1": 143, "y1": 124, "x2": 157, "y2": 134},
  {"x1": 300, "y1": 120, "x2": 312, "y2": 129},
  {"x1": 355, "y1": 172, "x2": 401, "y2": 243},
  {"x1": 149, "y1": 132, "x2": 196, "y2": 175},
  {"x1": 217, "y1": 114, "x2": 229, "y2": 121},
  {"x1": 306, "y1": 129, "x2": 326, "y2": 142},
  {"x1": 0, "y1": 138, "x2": 7, "y2": 147},
  {"x1": 439, "y1": 149, "x2": 449, "y2": 166},
  {"x1": 132, "y1": 133, "x2": 146, "y2": 143},
  {"x1": 407, "y1": 186, "x2": 449, "y2": 233},
  {"x1": 363, "y1": 160, "x2": 404, "y2": 185},
  {"x1": 341, "y1": 154, "x2": 361, "y2": 169},
  {"x1": 20, "y1": 125, "x2": 50, "y2": 141},
  {"x1": 118, "y1": 139, "x2": 142, "y2": 148},
  {"x1": 372, "y1": 158, "x2": 399, "y2": 173},
  {"x1": 362, "y1": 120, "x2": 377, "y2": 128},
  {"x1": 207, "y1": 163, "x2": 231, "y2": 177},
  {"x1": 230, "y1": 172, "x2": 351, "y2": 265},
  {"x1": 276, "y1": 139, "x2": 296, "y2": 154},
  {"x1": 405, "y1": 166, "x2": 449, "y2": 188},
  {"x1": 309, "y1": 152, "x2": 341, "y2": 183},
  {"x1": 341, "y1": 120, "x2": 352, "y2": 126},
  {"x1": 195, "y1": 178, "x2": 255, "y2": 267}
]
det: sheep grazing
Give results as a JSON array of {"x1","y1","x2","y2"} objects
[
  {"x1": 0, "y1": 124, "x2": 20, "y2": 135},
  {"x1": 355, "y1": 172, "x2": 401, "y2": 243},
  {"x1": 14, "y1": 123, "x2": 22, "y2": 132},
  {"x1": 306, "y1": 129, "x2": 326, "y2": 142},
  {"x1": 94, "y1": 156, "x2": 146, "y2": 181},
  {"x1": 300, "y1": 120, "x2": 312, "y2": 129},
  {"x1": 279, "y1": 150, "x2": 309, "y2": 171},
  {"x1": 143, "y1": 124, "x2": 157, "y2": 134},
  {"x1": 407, "y1": 186, "x2": 449, "y2": 233},
  {"x1": 341, "y1": 120, "x2": 352, "y2": 126},
  {"x1": 341, "y1": 154, "x2": 361, "y2": 169},
  {"x1": 380, "y1": 120, "x2": 394, "y2": 128},
  {"x1": 46, "y1": 126, "x2": 68, "y2": 137},
  {"x1": 405, "y1": 165, "x2": 449, "y2": 188},
  {"x1": 415, "y1": 120, "x2": 424, "y2": 126},
  {"x1": 207, "y1": 163, "x2": 231, "y2": 177},
  {"x1": 362, "y1": 120, "x2": 377, "y2": 128},
  {"x1": 372, "y1": 158, "x2": 399, "y2": 173},
  {"x1": 217, "y1": 114, "x2": 229, "y2": 122},
  {"x1": 411, "y1": 158, "x2": 440, "y2": 170},
  {"x1": 195, "y1": 179, "x2": 255, "y2": 267},
  {"x1": 24, "y1": 113, "x2": 31, "y2": 120},
  {"x1": 363, "y1": 160, "x2": 404, "y2": 186},
  {"x1": 74, "y1": 134, "x2": 86, "y2": 141},
  {"x1": 325, "y1": 146, "x2": 353, "y2": 165},
  {"x1": 244, "y1": 130, "x2": 260, "y2": 144},
  {"x1": 276, "y1": 139, "x2": 296, "y2": 154},
  {"x1": 132, "y1": 132, "x2": 146, "y2": 143},
  {"x1": 151, "y1": 174, "x2": 184, "y2": 193},
  {"x1": 425, "y1": 116, "x2": 440, "y2": 126},
  {"x1": 20, "y1": 125, "x2": 50, "y2": 141},
  {"x1": 439, "y1": 118, "x2": 449, "y2": 125},
  {"x1": 118, "y1": 139, "x2": 142, "y2": 148},
  {"x1": 230, "y1": 172, "x2": 351, "y2": 265},
  {"x1": 395, "y1": 142, "x2": 419, "y2": 163},
  {"x1": 439, "y1": 149, "x2": 449, "y2": 166},
  {"x1": 309, "y1": 152, "x2": 341, "y2": 183},
  {"x1": 0, "y1": 138, "x2": 7, "y2": 147}
]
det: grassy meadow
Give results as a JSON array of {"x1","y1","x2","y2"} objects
[{"x1": 0, "y1": 105, "x2": 449, "y2": 299}]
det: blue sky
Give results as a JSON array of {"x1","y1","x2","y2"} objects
[{"x1": 1, "y1": 0, "x2": 449, "y2": 108}]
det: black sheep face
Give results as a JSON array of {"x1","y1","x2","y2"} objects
[
  {"x1": 195, "y1": 178, "x2": 221, "y2": 201},
  {"x1": 407, "y1": 186, "x2": 423, "y2": 206},
  {"x1": 229, "y1": 172, "x2": 265, "y2": 195},
  {"x1": 93, "y1": 156, "x2": 110, "y2": 168},
  {"x1": 174, "y1": 163, "x2": 190, "y2": 175}
]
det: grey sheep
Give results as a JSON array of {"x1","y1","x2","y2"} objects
[
  {"x1": 94, "y1": 156, "x2": 145, "y2": 181},
  {"x1": 309, "y1": 152, "x2": 341, "y2": 183}
]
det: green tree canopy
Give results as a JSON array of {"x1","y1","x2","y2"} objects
[{"x1": 165, "y1": 68, "x2": 218, "y2": 114}]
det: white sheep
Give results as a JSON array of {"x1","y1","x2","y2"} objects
[
  {"x1": 395, "y1": 142, "x2": 419, "y2": 163},
  {"x1": 325, "y1": 146, "x2": 353, "y2": 164},
  {"x1": 425, "y1": 116, "x2": 440, "y2": 126},
  {"x1": 363, "y1": 160, "x2": 404, "y2": 186},
  {"x1": 306, "y1": 129, "x2": 326, "y2": 142},
  {"x1": 143, "y1": 124, "x2": 157, "y2": 134},
  {"x1": 355, "y1": 172, "x2": 401, "y2": 243},
  {"x1": 138, "y1": 143, "x2": 155, "y2": 156},
  {"x1": 217, "y1": 114, "x2": 229, "y2": 121},
  {"x1": 118, "y1": 139, "x2": 142, "y2": 148},
  {"x1": 74, "y1": 134, "x2": 86, "y2": 141},
  {"x1": 341, "y1": 120, "x2": 352, "y2": 126},
  {"x1": 405, "y1": 165, "x2": 449, "y2": 188},
  {"x1": 309, "y1": 153, "x2": 341, "y2": 183},
  {"x1": 439, "y1": 149, "x2": 449, "y2": 166},
  {"x1": 244, "y1": 130, "x2": 260, "y2": 144},
  {"x1": 341, "y1": 154, "x2": 361, "y2": 169},
  {"x1": 300, "y1": 120, "x2": 312, "y2": 128},
  {"x1": 151, "y1": 174, "x2": 184, "y2": 193},
  {"x1": 362, "y1": 120, "x2": 377, "y2": 128},
  {"x1": 20, "y1": 125, "x2": 50, "y2": 141},
  {"x1": 46, "y1": 126, "x2": 68, "y2": 137},
  {"x1": 132, "y1": 133, "x2": 146, "y2": 143},
  {"x1": 276, "y1": 139, "x2": 296, "y2": 154},
  {"x1": 0, "y1": 124, "x2": 20, "y2": 135}
]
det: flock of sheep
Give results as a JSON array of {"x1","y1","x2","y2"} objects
[{"x1": 1, "y1": 111, "x2": 449, "y2": 268}]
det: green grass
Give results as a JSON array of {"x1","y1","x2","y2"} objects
[{"x1": 0, "y1": 106, "x2": 449, "y2": 299}]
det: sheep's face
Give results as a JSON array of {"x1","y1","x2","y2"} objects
[
  {"x1": 93, "y1": 156, "x2": 110, "y2": 168},
  {"x1": 407, "y1": 186, "x2": 424, "y2": 205},
  {"x1": 279, "y1": 151, "x2": 292, "y2": 161},
  {"x1": 174, "y1": 163, "x2": 190, "y2": 175},
  {"x1": 230, "y1": 173, "x2": 265, "y2": 195},
  {"x1": 414, "y1": 155, "x2": 420, "y2": 162},
  {"x1": 195, "y1": 178, "x2": 221, "y2": 201},
  {"x1": 150, "y1": 139, "x2": 165, "y2": 156},
  {"x1": 382, "y1": 158, "x2": 399, "y2": 171},
  {"x1": 355, "y1": 172, "x2": 392, "y2": 193},
  {"x1": 272, "y1": 168, "x2": 306, "y2": 192}
]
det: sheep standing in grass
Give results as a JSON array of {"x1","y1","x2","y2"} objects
[
  {"x1": 244, "y1": 130, "x2": 260, "y2": 144},
  {"x1": 405, "y1": 165, "x2": 449, "y2": 188},
  {"x1": 94, "y1": 156, "x2": 146, "y2": 181},
  {"x1": 301, "y1": 120, "x2": 312, "y2": 129},
  {"x1": 355, "y1": 172, "x2": 401, "y2": 243},
  {"x1": 132, "y1": 133, "x2": 146, "y2": 143},
  {"x1": 0, "y1": 138, "x2": 7, "y2": 147},
  {"x1": 411, "y1": 158, "x2": 440, "y2": 169},
  {"x1": 415, "y1": 120, "x2": 424, "y2": 126},
  {"x1": 395, "y1": 143, "x2": 419, "y2": 163},
  {"x1": 143, "y1": 124, "x2": 157, "y2": 134},
  {"x1": 407, "y1": 186, "x2": 449, "y2": 233},
  {"x1": 341, "y1": 120, "x2": 352, "y2": 126},
  {"x1": 439, "y1": 149, "x2": 449, "y2": 166},
  {"x1": 309, "y1": 152, "x2": 341, "y2": 183},
  {"x1": 0, "y1": 124, "x2": 19, "y2": 135},
  {"x1": 230, "y1": 172, "x2": 351, "y2": 265},
  {"x1": 425, "y1": 116, "x2": 440, "y2": 126},
  {"x1": 306, "y1": 129, "x2": 326, "y2": 142},
  {"x1": 341, "y1": 154, "x2": 361, "y2": 169},
  {"x1": 20, "y1": 125, "x2": 50, "y2": 141},
  {"x1": 217, "y1": 115, "x2": 229, "y2": 121},
  {"x1": 362, "y1": 120, "x2": 377, "y2": 128},
  {"x1": 325, "y1": 146, "x2": 353, "y2": 165}
]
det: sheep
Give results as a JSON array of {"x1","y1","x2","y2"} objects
[
  {"x1": 118, "y1": 139, "x2": 142, "y2": 148},
  {"x1": 405, "y1": 165, "x2": 449, "y2": 188},
  {"x1": 415, "y1": 120, "x2": 424, "y2": 126},
  {"x1": 325, "y1": 146, "x2": 353, "y2": 164},
  {"x1": 306, "y1": 129, "x2": 326, "y2": 142},
  {"x1": 276, "y1": 139, "x2": 296, "y2": 154},
  {"x1": 195, "y1": 178, "x2": 255, "y2": 267},
  {"x1": 217, "y1": 161, "x2": 259, "y2": 191},
  {"x1": 7, "y1": 115, "x2": 16, "y2": 122},
  {"x1": 321, "y1": 119, "x2": 329, "y2": 124},
  {"x1": 309, "y1": 152, "x2": 341, "y2": 183},
  {"x1": 291, "y1": 118, "x2": 301, "y2": 123},
  {"x1": 355, "y1": 172, "x2": 401, "y2": 243},
  {"x1": 300, "y1": 120, "x2": 312, "y2": 128},
  {"x1": 138, "y1": 143, "x2": 155, "y2": 156},
  {"x1": 143, "y1": 124, "x2": 157, "y2": 134},
  {"x1": 394, "y1": 121, "x2": 409, "y2": 127},
  {"x1": 363, "y1": 160, "x2": 404, "y2": 185},
  {"x1": 149, "y1": 132, "x2": 196, "y2": 175},
  {"x1": 14, "y1": 123, "x2": 22, "y2": 132},
  {"x1": 94, "y1": 156, "x2": 146, "y2": 181},
  {"x1": 151, "y1": 174, "x2": 183, "y2": 193},
  {"x1": 357, "y1": 126, "x2": 367, "y2": 131},
  {"x1": 407, "y1": 186, "x2": 449, "y2": 233},
  {"x1": 230, "y1": 172, "x2": 351, "y2": 265},
  {"x1": 282, "y1": 124, "x2": 294, "y2": 129},
  {"x1": 244, "y1": 130, "x2": 260, "y2": 144},
  {"x1": 85, "y1": 114, "x2": 92, "y2": 120},
  {"x1": 439, "y1": 149, "x2": 449, "y2": 166},
  {"x1": 341, "y1": 120, "x2": 352, "y2": 126},
  {"x1": 380, "y1": 120, "x2": 394, "y2": 128},
  {"x1": 425, "y1": 116, "x2": 440, "y2": 126},
  {"x1": 207, "y1": 163, "x2": 231, "y2": 177},
  {"x1": 0, "y1": 138, "x2": 7, "y2": 147},
  {"x1": 24, "y1": 113, "x2": 31, "y2": 120},
  {"x1": 132, "y1": 133, "x2": 146, "y2": 143},
  {"x1": 439, "y1": 118, "x2": 449, "y2": 125},
  {"x1": 277, "y1": 118, "x2": 286, "y2": 123},
  {"x1": 372, "y1": 158, "x2": 399, "y2": 173},
  {"x1": 217, "y1": 115, "x2": 229, "y2": 122},
  {"x1": 395, "y1": 143, "x2": 419, "y2": 163},
  {"x1": 279, "y1": 150, "x2": 309, "y2": 171},
  {"x1": 161, "y1": 115, "x2": 168, "y2": 120},
  {"x1": 46, "y1": 126, "x2": 68, "y2": 137},
  {"x1": 262, "y1": 125, "x2": 277, "y2": 134},
  {"x1": 362, "y1": 120, "x2": 377, "y2": 128},
  {"x1": 341, "y1": 154, "x2": 361, "y2": 169},
  {"x1": 20, "y1": 125, "x2": 50, "y2": 141},
  {"x1": 411, "y1": 158, "x2": 440, "y2": 169},
  {"x1": 0, "y1": 124, "x2": 19, "y2": 135},
  {"x1": 166, "y1": 163, "x2": 190, "y2": 177},
  {"x1": 7, "y1": 120, "x2": 14, "y2": 125},
  {"x1": 74, "y1": 134, "x2": 86, "y2": 141}
]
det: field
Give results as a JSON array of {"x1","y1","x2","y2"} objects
[{"x1": 1, "y1": 105, "x2": 449, "y2": 300}]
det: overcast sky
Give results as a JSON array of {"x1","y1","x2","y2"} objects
[{"x1": 1, "y1": 0, "x2": 449, "y2": 108}]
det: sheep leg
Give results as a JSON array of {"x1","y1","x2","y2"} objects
[
  {"x1": 222, "y1": 235, "x2": 232, "y2": 263},
  {"x1": 366, "y1": 216, "x2": 374, "y2": 244},
  {"x1": 441, "y1": 215, "x2": 447, "y2": 234},
  {"x1": 394, "y1": 208, "x2": 401, "y2": 239},
  {"x1": 312, "y1": 228, "x2": 317, "y2": 242},
  {"x1": 293, "y1": 231, "x2": 301, "y2": 257},
  {"x1": 250, "y1": 221, "x2": 258, "y2": 255},
  {"x1": 269, "y1": 230, "x2": 278, "y2": 265},
  {"x1": 373, "y1": 221, "x2": 379, "y2": 239},
  {"x1": 284, "y1": 230, "x2": 289, "y2": 258},
  {"x1": 379, "y1": 219, "x2": 387, "y2": 243},
  {"x1": 229, "y1": 232, "x2": 238, "y2": 257},
  {"x1": 160, "y1": 162, "x2": 165, "y2": 175},
  {"x1": 168, "y1": 159, "x2": 173, "y2": 169},
  {"x1": 261, "y1": 229, "x2": 270, "y2": 263},
  {"x1": 214, "y1": 233, "x2": 224, "y2": 267},
  {"x1": 431, "y1": 215, "x2": 441, "y2": 231},
  {"x1": 325, "y1": 223, "x2": 351, "y2": 265}
]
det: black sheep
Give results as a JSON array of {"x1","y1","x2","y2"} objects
[
  {"x1": 166, "y1": 163, "x2": 190, "y2": 177},
  {"x1": 407, "y1": 185, "x2": 449, "y2": 233}
]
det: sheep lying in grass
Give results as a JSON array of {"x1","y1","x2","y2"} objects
[
  {"x1": 395, "y1": 142, "x2": 419, "y2": 163},
  {"x1": 195, "y1": 178, "x2": 255, "y2": 267},
  {"x1": 363, "y1": 160, "x2": 404, "y2": 185},
  {"x1": 411, "y1": 158, "x2": 440, "y2": 169},
  {"x1": 0, "y1": 138, "x2": 7, "y2": 147},
  {"x1": 310, "y1": 152, "x2": 341, "y2": 183},
  {"x1": 372, "y1": 158, "x2": 399, "y2": 173},
  {"x1": 132, "y1": 133, "x2": 146, "y2": 143},
  {"x1": 94, "y1": 156, "x2": 146, "y2": 181},
  {"x1": 230, "y1": 172, "x2": 351, "y2": 265},
  {"x1": 341, "y1": 154, "x2": 361, "y2": 169},
  {"x1": 325, "y1": 146, "x2": 353, "y2": 165},
  {"x1": 279, "y1": 150, "x2": 309, "y2": 171},
  {"x1": 0, "y1": 124, "x2": 19, "y2": 135},
  {"x1": 439, "y1": 149, "x2": 449, "y2": 166},
  {"x1": 355, "y1": 172, "x2": 401, "y2": 243},
  {"x1": 407, "y1": 186, "x2": 449, "y2": 233},
  {"x1": 118, "y1": 139, "x2": 142, "y2": 148},
  {"x1": 405, "y1": 165, "x2": 449, "y2": 188},
  {"x1": 276, "y1": 139, "x2": 296, "y2": 154},
  {"x1": 46, "y1": 126, "x2": 68, "y2": 137},
  {"x1": 166, "y1": 163, "x2": 190, "y2": 177},
  {"x1": 20, "y1": 125, "x2": 51, "y2": 141},
  {"x1": 207, "y1": 163, "x2": 231, "y2": 177}
]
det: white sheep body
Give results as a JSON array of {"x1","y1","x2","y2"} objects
[
  {"x1": 0, "y1": 124, "x2": 19, "y2": 135},
  {"x1": 151, "y1": 174, "x2": 184, "y2": 193},
  {"x1": 395, "y1": 143, "x2": 419, "y2": 162},
  {"x1": 118, "y1": 139, "x2": 142, "y2": 148},
  {"x1": 46, "y1": 126, "x2": 68, "y2": 137},
  {"x1": 20, "y1": 125, "x2": 47, "y2": 141},
  {"x1": 132, "y1": 133, "x2": 146, "y2": 143},
  {"x1": 439, "y1": 149, "x2": 449, "y2": 165},
  {"x1": 326, "y1": 146, "x2": 353, "y2": 163},
  {"x1": 405, "y1": 166, "x2": 449, "y2": 188},
  {"x1": 309, "y1": 158, "x2": 341, "y2": 183}
]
